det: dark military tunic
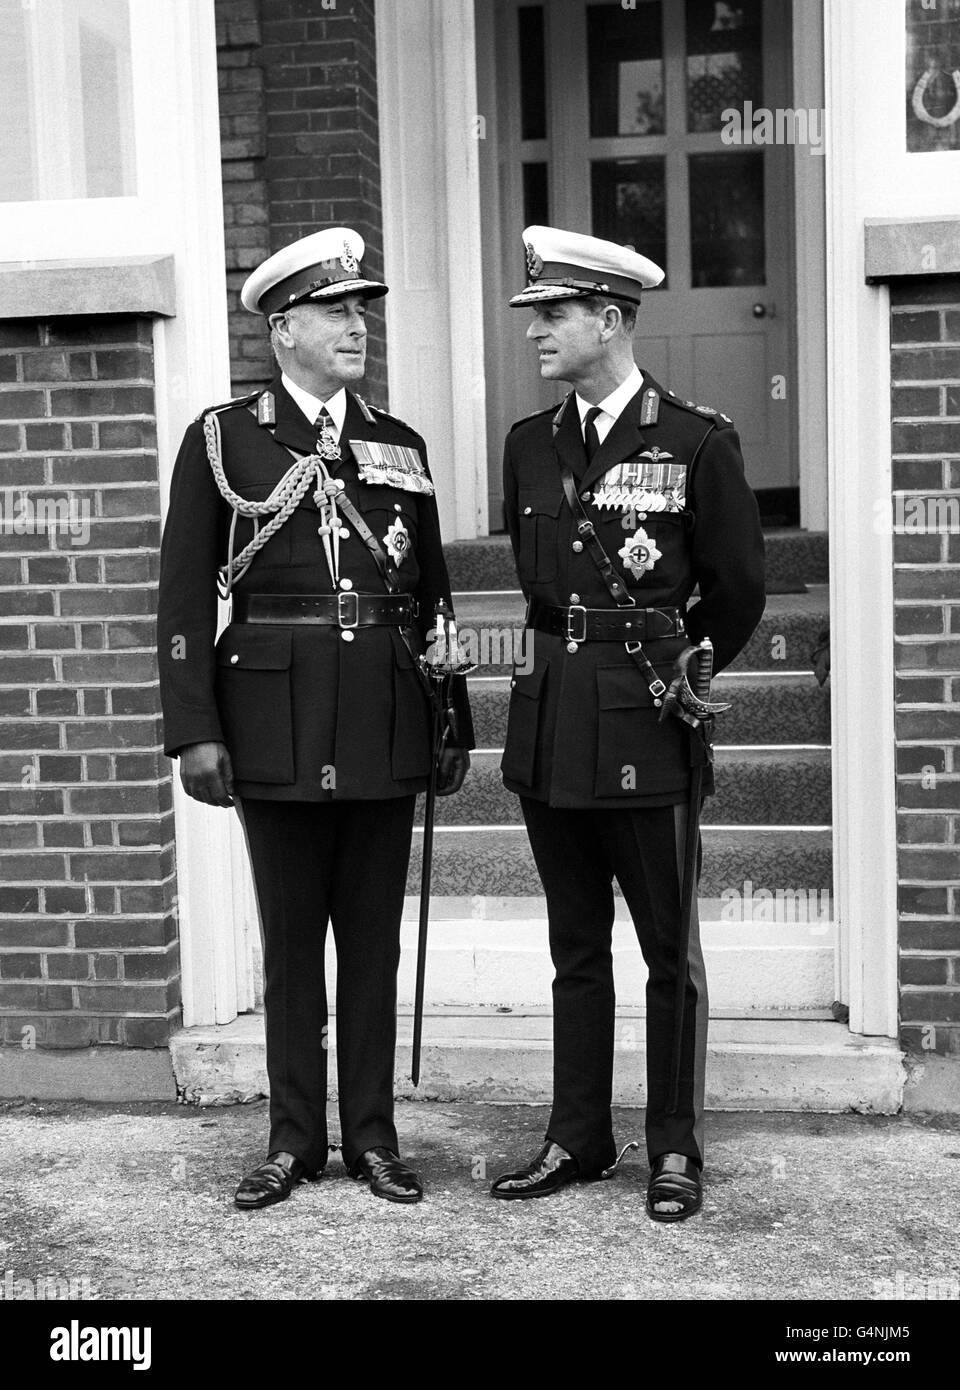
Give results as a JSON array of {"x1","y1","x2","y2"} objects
[
  {"x1": 158, "y1": 376, "x2": 474, "y2": 796},
  {"x1": 501, "y1": 373, "x2": 765, "y2": 807},
  {"x1": 156, "y1": 376, "x2": 473, "y2": 1173}
]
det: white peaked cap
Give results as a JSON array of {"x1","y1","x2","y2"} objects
[
  {"x1": 509, "y1": 225, "x2": 664, "y2": 306},
  {"x1": 241, "y1": 227, "x2": 388, "y2": 315}
]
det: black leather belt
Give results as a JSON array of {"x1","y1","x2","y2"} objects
[
  {"x1": 233, "y1": 592, "x2": 417, "y2": 628},
  {"x1": 528, "y1": 602, "x2": 685, "y2": 644}
]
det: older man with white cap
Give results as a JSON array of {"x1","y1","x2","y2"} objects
[
  {"x1": 157, "y1": 228, "x2": 472, "y2": 1210},
  {"x1": 490, "y1": 227, "x2": 765, "y2": 1220}
]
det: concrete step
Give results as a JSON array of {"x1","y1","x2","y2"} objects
[
  {"x1": 444, "y1": 529, "x2": 828, "y2": 593},
  {"x1": 450, "y1": 588, "x2": 828, "y2": 675},
  {"x1": 425, "y1": 748, "x2": 831, "y2": 827},
  {"x1": 467, "y1": 671, "x2": 831, "y2": 747},
  {"x1": 399, "y1": 899, "x2": 836, "y2": 1011},
  {"x1": 405, "y1": 826, "x2": 832, "y2": 899},
  {"x1": 170, "y1": 1012, "x2": 902, "y2": 1113}
]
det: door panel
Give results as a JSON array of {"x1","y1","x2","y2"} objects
[{"x1": 480, "y1": 0, "x2": 798, "y2": 510}]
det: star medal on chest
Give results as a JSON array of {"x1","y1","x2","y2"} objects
[
  {"x1": 618, "y1": 528, "x2": 662, "y2": 580},
  {"x1": 383, "y1": 515, "x2": 412, "y2": 567}
]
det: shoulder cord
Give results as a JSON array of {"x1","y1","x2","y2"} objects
[{"x1": 203, "y1": 408, "x2": 325, "y2": 598}]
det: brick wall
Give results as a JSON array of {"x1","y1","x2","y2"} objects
[
  {"x1": 216, "y1": 0, "x2": 388, "y2": 403},
  {"x1": 0, "y1": 318, "x2": 179, "y2": 1051},
  {"x1": 890, "y1": 277, "x2": 960, "y2": 1061},
  {"x1": 217, "y1": 0, "x2": 273, "y2": 393}
]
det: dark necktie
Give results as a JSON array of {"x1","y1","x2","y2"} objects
[{"x1": 583, "y1": 406, "x2": 602, "y2": 465}]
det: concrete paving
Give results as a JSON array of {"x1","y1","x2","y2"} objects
[{"x1": 1, "y1": 1098, "x2": 959, "y2": 1303}]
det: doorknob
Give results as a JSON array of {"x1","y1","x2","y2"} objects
[{"x1": 752, "y1": 302, "x2": 775, "y2": 318}]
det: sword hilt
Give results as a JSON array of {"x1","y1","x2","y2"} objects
[{"x1": 695, "y1": 636, "x2": 714, "y2": 701}]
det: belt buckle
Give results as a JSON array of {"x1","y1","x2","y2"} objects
[
  {"x1": 337, "y1": 591, "x2": 359, "y2": 628},
  {"x1": 565, "y1": 605, "x2": 587, "y2": 644}
]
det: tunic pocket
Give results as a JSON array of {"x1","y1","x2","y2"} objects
[
  {"x1": 593, "y1": 663, "x2": 687, "y2": 798},
  {"x1": 517, "y1": 489, "x2": 562, "y2": 585},
  {"x1": 214, "y1": 626, "x2": 295, "y2": 784},
  {"x1": 501, "y1": 661, "x2": 547, "y2": 788},
  {"x1": 391, "y1": 640, "x2": 432, "y2": 781}
]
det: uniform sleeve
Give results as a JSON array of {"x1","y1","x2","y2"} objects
[
  {"x1": 501, "y1": 432, "x2": 525, "y2": 596},
  {"x1": 685, "y1": 422, "x2": 766, "y2": 674},
  {"x1": 156, "y1": 419, "x2": 226, "y2": 757},
  {"x1": 412, "y1": 435, "x2": 475, "y2": 751}
]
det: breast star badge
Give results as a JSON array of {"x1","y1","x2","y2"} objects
[
  {"x1": 383, "y1": 516, "x2": 412, "y2": 566},
  {"x1": 618, "y1": 528, "x2": 662, "y2": 579}
]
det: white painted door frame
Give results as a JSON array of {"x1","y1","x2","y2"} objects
[
  {"x1": 148, "y1": 0, "x2": 259, "y2": 1028},
  {"x1": 374, "y1": 0, "x2": 489, "y2": 542}
]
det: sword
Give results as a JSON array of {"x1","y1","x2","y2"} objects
[
  {"x1": 666, "y1": 636, "x2": 716, "y2": 1117},
  {"x1": 410, "y1": 601, "x2": 475, "y2": 1087}
]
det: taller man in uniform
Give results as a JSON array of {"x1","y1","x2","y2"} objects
[
  {"x1": 491, "y1": 228, "x2": 764, "y2": 1220},
  {"x1": 158, "y1": 228, "x2": 472, "y2": 1209}
]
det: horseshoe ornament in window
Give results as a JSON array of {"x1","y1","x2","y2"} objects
[{"x1": 912, "y1": 67, "x2": 960, "y2": 129}]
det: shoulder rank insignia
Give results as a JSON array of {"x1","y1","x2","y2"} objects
[
  {"x1": 367, "y1": 402, "x2": 419, "y2": 435},
  {"x1": 351, "y1": 440, "x2": 435, "y2": 495},
  {"x1": 257, "y1": 391, "x2": 276, "y2": 426},
  {"x1": 593, "y1": 458, "x2": 687, "y2": 513},
  {"x1": 640, "y1": 388, "x2": 660, "y2": 426},
  {"x1": 353, "y1": 393, "x2": 377, "y2": 424},
  {"x1": 695, "y1": 403, "x2": 717, "y2": 415},
  {"x1": 194, "y1": 389, "x2": 259, "y2": 423}
]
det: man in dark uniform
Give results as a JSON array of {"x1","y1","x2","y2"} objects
[
  {"x1": 490, "y1": 227, "x2": 764, "y2": 1220},
  {"x1": 157, "y1": 227, "x2": 472, "y2": 1209}
]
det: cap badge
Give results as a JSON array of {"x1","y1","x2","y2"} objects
[
  {"x1": 525, "y1": 243, "x2": 544, "y2": 280},
  {"x1": 340, "y1": 241, "x2": 360, "y2": 275}
]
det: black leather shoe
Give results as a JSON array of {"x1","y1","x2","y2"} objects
[
  {"x1": 234, "y1": 1151, "x2": 317, "y2": 1210},
  {"x1": 351, "y1": 1147, "x2": 423, "y2": 1204},
  {"x1": 646, "y1": 1152, "x2": 703, "y2": 1223},
  {"x1": 490, "y1": 1140, "x2": 581, "y2": 1199}
]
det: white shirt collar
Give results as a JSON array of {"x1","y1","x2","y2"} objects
[
  {"x1": 281, "y1": 373, "x2": 348, "y2": 438},
  {"x1": 575, "y1": 364, "x2": 644, "y2": 440}
]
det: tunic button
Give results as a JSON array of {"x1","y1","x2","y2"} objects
[
  {"x1": 229, "y1": 654, "x2": 239, "y2": 665},
  {"x1": 580, "y1": 492, "x2": 591, "y2": 502},
  {"x1": 510, "y1": 679, "x2": 516, "y2": 688},
  {"x1": 339, "y1": 578, "x2": 353, "y2": 590},
  {"x1": 572, "y1": 541, "x2": 583, "y2": 553},
  {"x1": 637, "y1": 513, "x2": 647, "y2": 522},
  {"x1": 569, "y1": 593, "x2": 580, "y2": 603},
  {"x1": 523, "y1": 506, "x2": 532, "y2": 516},
  {"x1": 566, "y1": 641, "x2": 579, "y2": 654},
  {"x1": 339, "y1": 527, "x2": 350, "y2": 539},
  {"x1": 394, "y1": 503, "x2": 403, "y2": 512},
  {"x1": 341, "y1": 630, "x2": 355, "y2": 642}
]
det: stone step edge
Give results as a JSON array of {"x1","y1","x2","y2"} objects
[{"x1": 169, "y1": 1016, "x2": 904, "y2": 1113}]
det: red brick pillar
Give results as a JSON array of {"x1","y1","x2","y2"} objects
[
  {"x1": 239, "y1": 0, "x2": 387, "y2": 402},
  {"x1": 0, "y1": 317, "x2": 179, "y2": 1057},
  {"x1": 216, "y1": 0, "x2": 274, "y2": 394},
  {"x1": 891, "y1": 278, "x2": 960, "y2": 1063}
]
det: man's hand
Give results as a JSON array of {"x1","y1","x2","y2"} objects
[
  {"x1": 179, "y1": 741, "x2": 235, "y2": 807},
  {"x1": 436, "y1": 747, "x2": 470, "y2": 796}
]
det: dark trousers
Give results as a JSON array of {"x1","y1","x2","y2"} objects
[
  {"x1": 520, "y1": 797, "x2": 708, "y2": 1173},
  {"x1": 236, "y1": 795, "x2": 417, "y2": 1174}
]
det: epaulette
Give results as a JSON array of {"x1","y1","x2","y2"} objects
[
  {"x1": 365, "y1": 400, "x2": 420, "y2": 436},
  {"x1": 509, "y1": 402, "x2": 563, "y2": 433},
  {"x1": 194, "y1": 388, "x2": 261, "y2": 423},
  {"x1": 662, "y1": 389, "x2": 734, "y2": 427}
]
